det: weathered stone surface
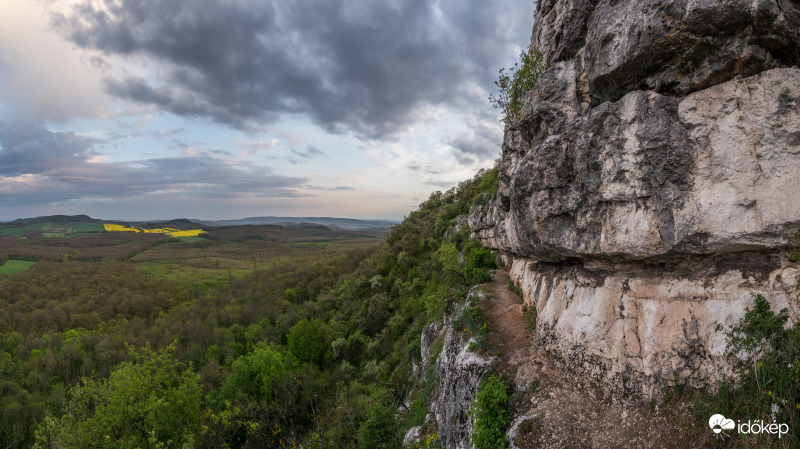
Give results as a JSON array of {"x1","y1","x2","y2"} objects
[
  {"x1": 471, "y1": 0, "x2": 800, "y2": 404},
  {"x1": 403, "y1": 426, "x2": 423, "y2": 448},
  {"x1": 507, "y1": 254, "x2": 799, "y2": 398},
  {"x1": 473, "y1": 68, "x2": 800, "y2": 262},
  {"x1": 533, "y1": 0, "x2": 800, "y2": 104},
  {"x1": 421, "y1": 321, "x2": 443, "y2": 365},
  {"x1": 506, "y1": 412, "x2": 541, "y2": 449},
  {"x1": 431, "y1": 289, "x2": 495, "y2": 449},
  {"x1": 531, "y1": 0, "x2": 596, "y2": 64},
  {"x1": 675, "y1": 69, "x2": 800, "y2": 254}
]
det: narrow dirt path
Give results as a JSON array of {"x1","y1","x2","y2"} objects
[{"x1": 480, "y1": 268, "x2": 706, "y2": 449}]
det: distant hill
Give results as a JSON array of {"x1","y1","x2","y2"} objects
[
  {"x1": 6, "y1": 214, "x2": 98, "y2": 225},
  {"x1": 138, "y1": 218, "x2": 204, "y2": 230},
  {"x1": 1, "y1": 215, "x2": 397, "y2": 232},
  {"x1": 195, "y1": 216, "x2": 399, "y2": 230}
]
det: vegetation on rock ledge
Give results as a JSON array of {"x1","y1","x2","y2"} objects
[{"x1": 489, "y1": 49, "x2": 544, "y2": 123}]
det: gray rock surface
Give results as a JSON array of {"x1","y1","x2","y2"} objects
[
  {"x1": 473, "y1": 68, "x2": 800, "y2": 262},
  {"x1": 507, "y1": 254, "x2": 799, "y2": 398},
  {"x1": 506, "y1": 412, "x2": 542, "y2": 449},
  {"x1": 469, "y1": 0, "x2": 800, "y2": 398},
  {"x1": 403, "y1": 426, "x2": 422, "y2": 448},
  {"x1": 421, "y1": 322, "x2": 443, "y2": 368},
  {"x1": 533, "y1": 0, "x2": 800, "y2": 104}
]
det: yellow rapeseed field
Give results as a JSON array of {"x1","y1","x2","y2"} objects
[
  {"x1": 103, "y1": 224, "x2": 205, "y2": 238},
  {"x1": 168, "y1": 229, "x2": 206, "y2": 237},
  {"x1": 103, "y1": 224, "x2": 140, "y2": 233}
]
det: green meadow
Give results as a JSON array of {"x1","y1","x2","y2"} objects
[{"x1": 0, "y1": 259, "x2": 36, "y2": 275}]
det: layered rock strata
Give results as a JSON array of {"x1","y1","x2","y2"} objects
[{"x1": 470, "y1": 0, "x2": 800, "y2": 397}]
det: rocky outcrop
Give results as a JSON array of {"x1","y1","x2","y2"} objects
[
  {"x1": 470, "y1": 0, "x2": 800, "y2": 397},
  {"x1": 532, "y1": 0, "x2": 800, "y2": 105},
  {"x1": 473, "y1": 68, "x2": 800, "y2": 262},
  {"x1": 507, "y1": 254, "x2": 799, "y2": 398},
  {"x1": 430, "y1": 289, "x2": 496, "y2": 448}
]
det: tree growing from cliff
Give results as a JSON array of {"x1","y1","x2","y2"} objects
[{"x1": 489, "y1": 49, "x2": 544, "y2": 123}]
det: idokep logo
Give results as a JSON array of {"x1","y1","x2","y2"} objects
[
  {"x1": 708, "y1": 413, "x2": 790, "y2": 439},
  {"x1": 708, "y1": 414, "x2": 736, "y2": 437}
]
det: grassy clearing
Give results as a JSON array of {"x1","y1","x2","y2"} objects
[
  {"x1": 136, "y1": 261, "x2": 250, "y2": 288},
  {"x1": 0, "y1": 223, "x2": 51, "y2": 237},
  {"x1": 75, "y1": 222, "x2": 104, "y2": 233},
  {"x1": 0, "y1": 259, "x2": 36, "y2": 274}
]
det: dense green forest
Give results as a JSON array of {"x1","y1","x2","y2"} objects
[{"x1": 0, "y1": 167, "x2": 499, "y2": 448}]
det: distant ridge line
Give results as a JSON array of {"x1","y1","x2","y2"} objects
[{"x1": 1, "y1": 214, "x2": 398, "y2": 230}]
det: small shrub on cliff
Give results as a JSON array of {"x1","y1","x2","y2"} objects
[
  {"x1": 489, "y1": 49, "x2": 545, "y2": 123},
  {"x1": 458, "y1": 303, "x2": 489, "y2": 352},
  {"x1": 523, "y1": 305, "x2": 537, "y2": 332},
  {"x1": 408, "y1": 433, "x2": 441, "y2": 449},
  {"x1": 437, "y1": 242, "x2": 496, "y2": 292},
  {"x1": 693, "y1": 294, "x2": 800, "y2": 446},
  {"x1": 470, "y1": 374, "x2": 512, "y2": 449},
  {"x1": 790, "y1": 228, "x2": 800, "y2": 263},
  {"x1": 508, "y1": 280, "x2": 523, "y2": 299}
]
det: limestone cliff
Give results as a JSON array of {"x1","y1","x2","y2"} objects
[{"x1": 470, "y1": 0, "x2": 800, "y2": 398}]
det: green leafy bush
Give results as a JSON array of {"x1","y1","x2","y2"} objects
[
  {"x1": 508, "y1": 281, "x2": 523, "y2": 299},
  {"x1": 219, "y1": 341, "x2": 286, "y2": 401},
  {"x1": 357, "y1": 401, "x2": 400, "y2": 449},
  {"x1": 288, "y1": 318, "x2": 325, "y2": 365},
  {"x1": 489, "y1": 49, "x2": 545, "y2": 123},
  {"x1": 34, "y1": 344, "x2": 202, "y2": 449},
  {"x1": 790, "y1": 228, "x2": 800, "y2": 263},
  {"x1": 423, "y1": 284, "x2": 449, "y2": 323},
  {"x1": 470, "y1": 374, "x2": 512, "y2": 449},
  {"x1": 466, "y1": 245, "x2": 497, "y2": 285},
  {"x1": 522, "y1": 304, "x2": 537, "y2": 332},
  {"x1": 692, "y1": 294, "x2": 800, "y2": 446},
  {"x1": 409, "y1": 433, "x2": 441, "y2": 449}
]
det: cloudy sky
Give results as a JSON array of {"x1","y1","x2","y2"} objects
[{"x1": 0, "y1": 0, "x2": 533, "y2": 221}]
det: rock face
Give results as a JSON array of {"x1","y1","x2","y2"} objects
[
  {"x1": 430, "y1": 289, "x2": 495, "y2": 448},
  {"x1": 507, "y1": 254, "x2": 799, "y2": 398},
  {"x1": 470, "y1": 0, "x2": 800, "y2": 397},
  {"x1": 474, "y1": 68, "x2": 800, "y2": 262}
]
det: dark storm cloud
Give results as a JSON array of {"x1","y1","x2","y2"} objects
[
  {"x1": 291, "y1": 145, "x2": 325, "y2": 160},
  {"x1": 448, "y1": 134, "x2": 493, "y2": 165},
  {"x1": 0, "y1": 121, "x2": 99, "y2": 176},
  {"x1": 447, "y1": 115, "x2": 502, "y2": 165},
  {"x1": 303, "y1": 185, "x2": 355, "y2": 191},
  {"x1": 406, "y1": 162, "x2": 442, "y2": 175},
  {"x1": 0, "y1": 121, "x2": 307, "y2": 205},
  {"x1": 288, "y1": 145, "x2": 326, "y2": 165},
  {"x1": 51, "y1": 0, "x2": 530, "y2": 139}
]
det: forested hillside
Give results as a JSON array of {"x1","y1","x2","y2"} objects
[{"x1": 0, "y1": 166, "x2": 499, "y2": 449}]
